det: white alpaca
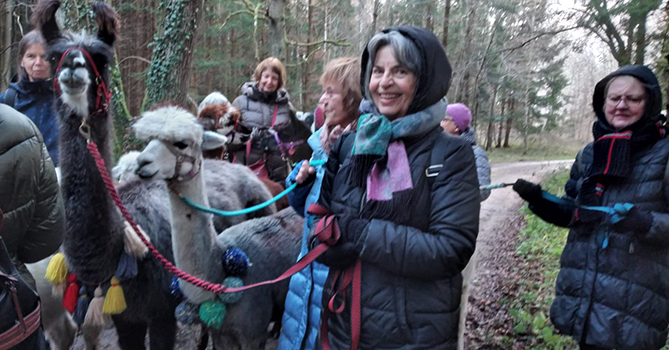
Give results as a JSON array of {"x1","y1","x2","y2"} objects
[{"x1": 134, "y1": 105, "x2": 302, "y2": 349}]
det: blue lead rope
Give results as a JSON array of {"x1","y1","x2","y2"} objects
[
  {"x1": 180, "y1": 160, "x2": 327, "y2": 217},
  {"x1": 540, "y1": 191, "x2": 634, "y2": 249}
]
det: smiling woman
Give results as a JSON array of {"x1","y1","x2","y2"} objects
[
  {"x1": 0, "y1": 30, "x2": 60, "y2": 166},
  {"x1": 513, "y1": 65, "x2": 669, "y2": 350},
  {"x1": 309, "y1": 26, "x2": 480, "y2": 350}
]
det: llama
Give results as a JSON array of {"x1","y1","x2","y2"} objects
[
  {"x1": 34, "y1": 1, "x2": 275, "y2": 348},
  {"x1": 197, "y1": 92, "x2": 289, "y2": 210},
  {"x1": 134, "y1": 105, "x2": 302, "y2": 349}
]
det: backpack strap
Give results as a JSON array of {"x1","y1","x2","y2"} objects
[{"x1": 1, "y1": 87, "x2": 17, "y2": 108}]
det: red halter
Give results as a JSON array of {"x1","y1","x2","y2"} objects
[{"x1": 53, "y1": 46, "x2": 112, "y2": 113}]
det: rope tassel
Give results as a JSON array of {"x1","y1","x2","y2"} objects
[
  {"x1": 46, "y1": 252, "x2": 68, "y2": 284},
  {"x1": 84, "y1": 287, "x2": 110, "y2": 327},
  {"x1": 123, "y1": 221, "x2": 150, "y2": 257},
  {"x1": 103, "y1": 277, "x2": 126, "y2": 314}
]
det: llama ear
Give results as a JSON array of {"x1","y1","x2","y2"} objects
[
  {"x1": 32, "y1": 0, "x2": 63, "y2": 44},
  {"x1": 92, "y1": 2, "x2": 119, "y2": 47},
  {"x1": 202, "y1": 131, "x2": 229, "y2": 150}
]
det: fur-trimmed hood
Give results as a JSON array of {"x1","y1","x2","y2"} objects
[
  {"x1": 133, "y1": 105, "x2": 203, "y2": 143},
  {"x1": 240, "y1": 82, "x2": 290, "y2": 105}
]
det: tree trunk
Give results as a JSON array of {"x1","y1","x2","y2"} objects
[
  {"x1": 522, "y1": 85, "x2": 530, "y2": 154},
  {"x1": 144, "y1": 0, "x2": 204, "y2": 108},
  {"x1": 268, "y1": 0, "x2": 287, "y2": 60},
  {"x1": 634, "y1": 17, "x2": 647, "y2": 64},
  {"x1": 504, "y1": 99, "x2": 514, "y2": 148},
  {"x1": 496, "y1": 99, "x2": 505, "y2": 148},
  {"x1": 442, "y1": 0, "x2": 450, "y2": 48},
  {"x1": 372, "y1": 0, "x2": 380, "y2": 34},
  {"x1": 1, "y1": 0, "x2": 13, "y2": 91},
  {"x1": 485, "y1": 87, "x2": 497, "y2": 150},
  {"x1": 301, "y1": 0, "x2": 313, "y2": 111}
]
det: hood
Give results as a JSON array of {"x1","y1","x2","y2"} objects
[
  {"x1": 459, "y1": 127, "x2": 477, "y2": 146},
  {"x1": 241, "y1": 81, "x2": 289, "y2": 104},
  {"x1": 360, "y1": 26, "x2": 452, "y2": 116},
  {"x1": 592, "y1": 65, "x2": 663, "y2": 126}
]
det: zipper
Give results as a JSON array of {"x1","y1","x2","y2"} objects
[{"x1": 359, "y1": 190, "x2": 366, "y2": 215}]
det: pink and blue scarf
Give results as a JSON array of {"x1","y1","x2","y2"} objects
[{"x1": 351, "y1": 99, "x2": 446, "y2": 204}]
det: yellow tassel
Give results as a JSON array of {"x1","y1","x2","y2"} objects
[
  {"x1": 102, "y1": 277, "x2": 126, "y2": 314},
  {"x1": 45, "y1": 253, "x2": 68, "y2": 284},
  {"x1": 84, "y1": 287, "x2": 110, "y2": 327},
  {"x1": 123, "y1": 221, "x2": 150, "y2": 257}
]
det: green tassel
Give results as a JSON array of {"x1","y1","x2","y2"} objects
[{"x1": 199, "y1": 300, "x2": 226, "y2": 329}]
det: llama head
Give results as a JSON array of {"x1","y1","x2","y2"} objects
[
  {"x1": 197, "y1": 92, "x2": 247, "y2": 147},
  {"x1": 33, "y1": 0, "x2": 119, "y2": 117},
  {"x1": 133, "y1": 105, "x2": 228, "y2": 181}
]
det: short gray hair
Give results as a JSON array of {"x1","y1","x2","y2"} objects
[{"x1": 363, "y1": 31, "x2": 421, "y2": 101}]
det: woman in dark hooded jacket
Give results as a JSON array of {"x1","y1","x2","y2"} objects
[
  {"x1": 0, "y1": 30, "x2": 58, "y2": 167},
  {"x1": 514, "y1": 65, "x2": 669, "y2": 350},
  {"x1": 305, "y1": 26, "x2": 480, "y2": 349}
]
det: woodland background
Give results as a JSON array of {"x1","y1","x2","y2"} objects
[{"x1": 1, "y1": 0, "x2": 668, "y2": 156}]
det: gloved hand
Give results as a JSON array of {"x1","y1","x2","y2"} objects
[
  {"x1": 316, "y1": 242, "x2": 358, "y2": 269},
  {"x1": 513, "y1": 179, "x2": 543, "y2": 203},
  {"x1": 337, "y1": 215, "x2": 368, "y2": 245},
  {"x1": 612, "y1": 206, "x2": 653, "y2": 235}
]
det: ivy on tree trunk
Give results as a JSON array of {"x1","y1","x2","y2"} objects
[{"x1": 144, "y1": 0, "x2": 204, "y2": 109}]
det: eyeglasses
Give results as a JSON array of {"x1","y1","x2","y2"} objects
[{"x1": 605, "y1": 95, "x2": 645, "y2": 107}]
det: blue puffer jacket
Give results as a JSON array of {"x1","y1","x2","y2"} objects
[
  {"x1": 278, "y1": 127, "x2": 330, "y2": 350},
  {"x1": 0, "y1": 78, "x2": 58, "y2": 166}
]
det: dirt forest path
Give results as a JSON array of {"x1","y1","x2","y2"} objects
[{"x1": 464, "y1": 159, "x2": 573, "y2": 349}]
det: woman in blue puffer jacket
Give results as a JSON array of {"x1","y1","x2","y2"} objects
[
  {"x1": 278, "y1": 57, "x2": 362, "y2": 350},
  {"x1": 0, "y1": 30, "x2": 58, "y2": 167}
]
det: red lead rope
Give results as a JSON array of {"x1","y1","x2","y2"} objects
[{"x1": 87, "y1": 141, "x2": 360, "y2": 349}]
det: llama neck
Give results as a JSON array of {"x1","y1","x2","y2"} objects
[
  {"x1": 58, "y1": 100, "x2": 124, "y2": 285},
  {"x1": 169, "y1": 170, "x2": 223, "y2": 304}
]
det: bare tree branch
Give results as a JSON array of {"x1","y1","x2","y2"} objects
[{"x1": 498, "y1": 26, "x2": 580, "y2": 54}]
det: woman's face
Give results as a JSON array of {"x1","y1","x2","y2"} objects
[
  {"x1": 319, "y1": 82, "x2": 351, "y2": 128},
  {"x1": 604, "y1": 76, "x2": 646, "y2": 130},
  {"x1": 21, "y1": 44, "x2": 50, "y2": 82},
  {"x1": 441, "y1": 115, "x2": 459, "y2": 135},
  {"x1": 259, "y1": 69, "x2": 279, "y2": 93},
  {"x1": 369, "y1": 45, "x2": 416, "y2": 120}
]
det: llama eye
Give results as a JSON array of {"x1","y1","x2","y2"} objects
[{"x1": 173, "y1": 142, "x2": 188, "y2": 150}]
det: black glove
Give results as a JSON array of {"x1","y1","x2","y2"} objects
[
  {"x1": 316, "y1": 242, "x2": 358, "y2": 269},
  {"x1": 336, "y1": 215, "x2": 368, "y2": 245},
  {"x1": 612, "y1": 206, "x2": 653, "y2": 235},
  {"x1": 513, "y1": 179, "x2": 543, "y2": 204},
  {"x1": 514, "y1": 179, "x2": 574, "y2": 228}
]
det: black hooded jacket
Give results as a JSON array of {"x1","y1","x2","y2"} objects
[
  {"x1": 317, "y1": 26, "x2": 479, "y2": 349},
  {"x1": 551, "y1": 65, "x2": 669, "y2": 349}
]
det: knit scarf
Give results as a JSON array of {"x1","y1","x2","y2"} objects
[
  {"x1": 319, "y1": 120, "x2": 357, "y2": 155},
  {"x1": 351, "y1": 99, "x2": 446, "y2": 206},
  {"x1": 577, "y1": 119, "x2": 667, "y2": 223}
]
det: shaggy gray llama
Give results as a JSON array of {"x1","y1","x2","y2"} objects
[{"x1": 133, "y1": 105, "x2": 302, "y2": 349}]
